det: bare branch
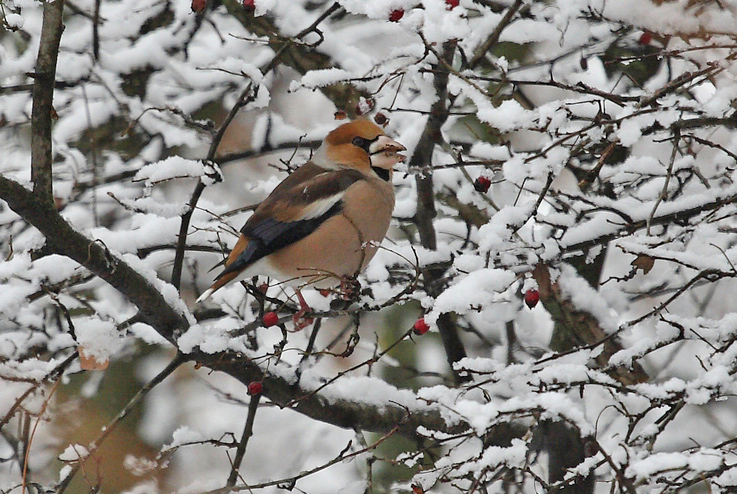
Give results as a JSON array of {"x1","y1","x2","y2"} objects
[
  {"x1": 0, "y1": 175, "x2": 189, "y2": 341},
  {"x1": 468, "y1": 0, "x2": 524, "y2": 68},
  {"x1": 30, "y1": 0, "x2": 66, "y2": 204}
]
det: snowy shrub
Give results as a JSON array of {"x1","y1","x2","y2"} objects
[{"x1": 3, "y1": 0, "x2": 737, "y2": 492}]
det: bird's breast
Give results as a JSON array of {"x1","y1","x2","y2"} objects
[{"x1": 340, "y1": 178, "x2": 394, "y2": 241}]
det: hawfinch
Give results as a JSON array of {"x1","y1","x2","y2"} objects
[{"x1": 196, "y1": 120, "x2": 406, "y2": 325}]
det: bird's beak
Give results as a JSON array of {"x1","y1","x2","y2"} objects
[{"x1": 369, "y1": 135, "x2": 406, "y2": 168}]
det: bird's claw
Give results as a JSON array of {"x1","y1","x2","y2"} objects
[
  {"x1": 292, "y1": 308, "x2": 314, "y2": 331},
  {"x1": 292, "y1": 290, "x2": 315, "y2": 331}
]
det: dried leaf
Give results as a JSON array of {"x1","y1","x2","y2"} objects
[
  {"x1": 78, "y1": 347, "x2": 109, "y2": 371},
  {"x1": 631, "y1": 254, "x2": 655, "y2": 274}
]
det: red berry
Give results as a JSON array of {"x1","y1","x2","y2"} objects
[
  {"x1": 262, "y1": 311, "x2": 279, "y2": 327},
  {"x1": 247, "y1": 381, "x2": 263, "y2": 395},
  {"x1": 191, "y1": 0, "x2": 206, "y2": 12},
  {"x1": 334, "y1": 110, "x2": 347, "y2": 120},
  {"x1": 389, "y1": 9, "x2": 404, "y2": 22},
  {"x1": 474, "y1": 176, "x2": 491, "y2": 193},
  {"x1": 639, "y1": 32, "x2": 653, "y2": 45},
  {"x1": 583, "y1": 440, "x2": 599, "y2": 457},
  {"x1": 445, "y1": 0, "x2": 459, "y2": 9},
  {"x1": 524, "y1": 289, "x2": 540, "y2": 309},
  {"x1": 243, "y1": 0, "x2": 255, "y2": 11},
  {"x1": 374, "y1": 112, "x2": 388, "y2": 126},
  {"x1": 413, "y1": 317, "x2": 430, "y2": 335}
]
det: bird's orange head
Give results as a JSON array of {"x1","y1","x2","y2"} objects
[{"x1": 316, "y1": 120, "x2": 406, "y2": 180}]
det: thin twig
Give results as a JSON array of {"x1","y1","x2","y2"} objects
[
  {"x1": 285, "y1": 329, "x2": 415, "y2": 408},
  {"x1": 468, "y1": 0, "x2": 524, "y2": 68},
  {"x1": 205, "y1": 425, "x2": 402, "y2": 493},
  {"x1": 226, "y1": 392, "x2": 261, "y2": 487},
  {"x1": 22, "y1": 379, "x2": 62, "y2": 494},
  {"x1": 579, "y1": 140, "x2": 618, "y2": 191},
  {"x1": 647, "y1": 129, "x2": 680, "y2": 235},
  {"x1": 56, "y1": 354, "x2": 186, "y2": 493},
  {"x1": 0, "y1": 352, "x2": 77, "y2": 431}
]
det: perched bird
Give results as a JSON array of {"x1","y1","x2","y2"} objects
[{"x1": 197, "y1": 120, "x2": 406, "y2": 327}]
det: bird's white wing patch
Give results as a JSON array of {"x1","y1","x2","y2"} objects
[{"x1": 297, "y1": 191, "x2": 346, "y2": 220}]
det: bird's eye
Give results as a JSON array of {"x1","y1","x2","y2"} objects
[{"x1": 352, "y1": 136, "x2": 366, "y2": 148}]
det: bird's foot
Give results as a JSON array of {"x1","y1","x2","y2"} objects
[
  {"x1": 292, "y1": 309, "x2": 314, "y2": 331},
  {"x1": 292, "y1": 290, "x2": 314, "y2": 331}
]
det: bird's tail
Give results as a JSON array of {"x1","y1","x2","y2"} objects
[{"x1": 195, "y1": 270, "x2": 240, "y2": 303}]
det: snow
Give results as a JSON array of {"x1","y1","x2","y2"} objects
[
  {"x1": 4, "y1": 13, "x2": 24, "y2": 29},
  {"x1": 6, "y1": 0, "x2": 737, "y2": 491},
  {"x1": 120, "y1": 253, "x2": 195, "y2": 325},
  {"x1": 0, "y1": 359, "x2": 56, "y2": 382},
  {"x1": 165, "y1": 426, "x2": 206, "y2": 449},
  {"x1": 469, "y1": 142, "x2": 511, "y2": 161},
  {"x1": 134, "y1": 157, "x2": 213, "y2": 186},
  {"x1": 58, "y1": 465, "x2": 73, "y2": 482},
  {"x1": 177, "y1": 323, "x2": 231, "y2": 354},
  {"x1": 301, "y1": 370, "x2": 437, "y2": 415},
  {"x1": 59, "y1": 444, "x2": 89, "y2": 461},
  {"x1": 626, "y1": 450, "x2": 724, "y2": 481},
  {"x1": 291, "y1": 68, "x2": 354, "y2": 91},
  {"x1": 617, "y1": 118, "x2": 643, "y2": 147},
  {"x1": 74, "y1": 316, "x2": 125, "y2": 365},
  {"x1": 557, "y1": 264, "x2": 618, "y2": 333},
  {"x1": 128, "y1": 322, "x2": 170, "y2": 345},
  {"x1": 426, "y1": 268, "x2": 516, "y2": 324},
  {"x1": 472, "y1": 96, "x2": 537, "y2": 133},
  {"x1": 112, "y1": 196, "x2": 189, "y2": 218}
]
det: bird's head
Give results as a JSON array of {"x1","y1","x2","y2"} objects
[{"x1": 314, "y1": 120, "x2": 406, "y2": 181}]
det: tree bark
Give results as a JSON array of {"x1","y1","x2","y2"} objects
[{"x1": 31, "y1": 0, "x2": 66, "y2": 204}]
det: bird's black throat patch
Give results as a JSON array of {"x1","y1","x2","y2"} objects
[{"x1": 372, "y1": 166, "x2": 390, "y2": 181}]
